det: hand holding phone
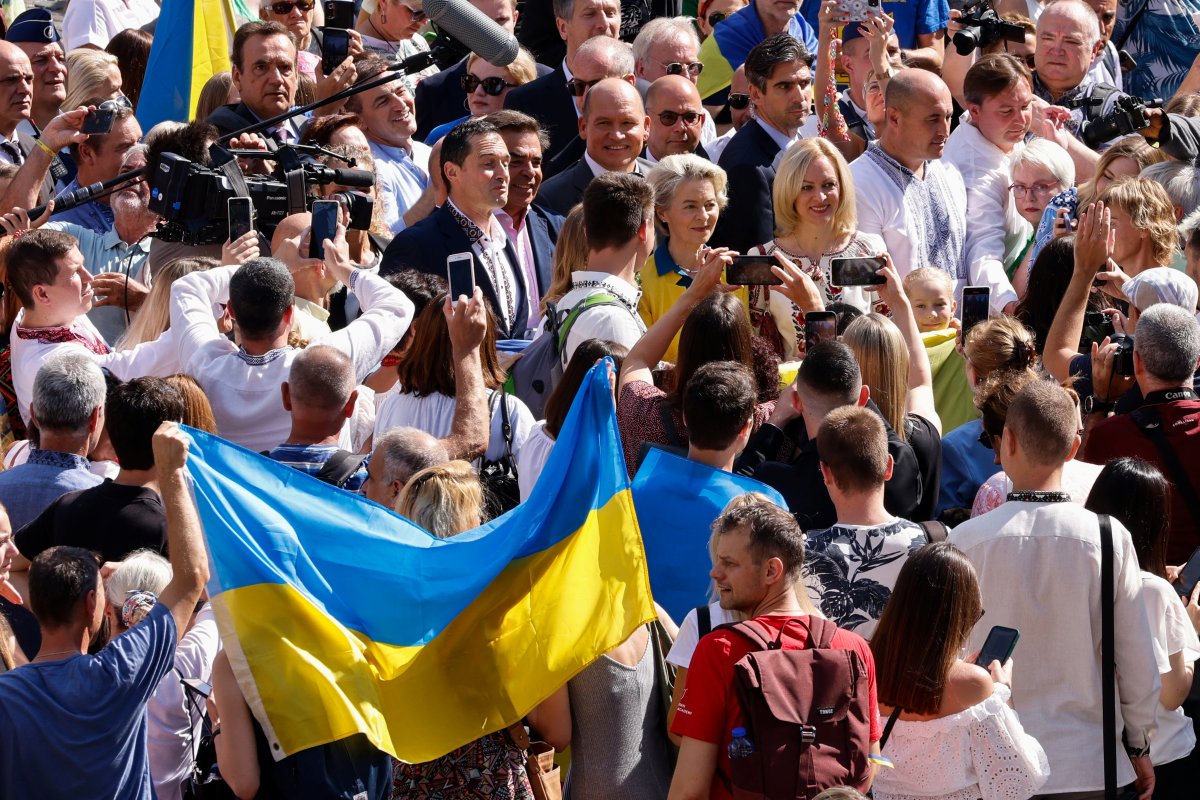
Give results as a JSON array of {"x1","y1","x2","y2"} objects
[
  {"x1": 804, "y1": 311, "x2": 837, "y2": 352},
  {"x1": 726, "y1": 255, "x2": 783, "y2": 285},
  {"x1": 446, "y1": 252, "x2": 475, "y2": 300},
  {"x1": 321, "y1": 28, "x2": 351, "y2": 76},
  {"x1": 309, "y1": 200, "x2": 339, "y2": 259},
  {"x1": 975, "y1": 625, "x2": 1019, "y2": 668},
  {"x1": 960, "y1": 286, "x2": 990, "y2": 339},
  {"x1": 227, "y1": 197, "x2": 255, "y2": 243},
  {"x1": 1174, "y1": 546, "x2": 1200, "y2": 598},
  {"x1": 830, "y1": 255, "x2": 886, "y2": 287},
  {"x1": 80, "y1": 107, "x2": 115, "y2": 135}
]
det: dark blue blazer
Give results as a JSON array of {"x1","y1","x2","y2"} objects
[
  {"x1": 380, "y1": 204, "x2": 532, "y2": 339},
  {"x1": 525, "y1": 203, "x2": 564, "y2": 294},
  {"x1": 712, "y1": 121, "x2": 782, "y2": 254},
  {"x1": 503, "y1": 67, "x2": 578, "y2": 172},
  {"x1": 415, "y1": 59, "x2": 553, "y2": 142}
]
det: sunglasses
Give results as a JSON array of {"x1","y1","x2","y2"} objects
[
  {"x1": 566, "y1": 77, "x2": 602, "y2": 97},
  {"x1": 977, "y1": 428, "x2": 998, "y2": 450},
  {"x1": 656, "y1": 109, "x2": 703, "y2": 126},
  {"x1": 268, "y1": 0, "x2": 314, "y2": 13},
  {"x1": 401, "y1": 3, "x2": 428, "y2": 20},
  {"x1": 461, "y1": 74, "x2": 514, "y2": 95},
  {"x1": 98, "y1": 94, "x2": 133, "y2": 112},
  {"x1": 661, "y1": 61, "x2": 704, "y2": 78},
  {"x1": 708, "y1": 11, "x2": 729, "y2": 26},
  {"x1": 727, "y1": 92, "x2": 750, "y2": 110}
]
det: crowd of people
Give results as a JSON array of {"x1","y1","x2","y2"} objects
[{"x1": 0, "y1": 0, "x2": 1198, "y2": 797}]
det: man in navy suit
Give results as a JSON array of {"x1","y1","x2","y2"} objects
[
  {"x1": 712, "y1": 34, "x2": 814, "y2": 254},
  {"x1": 381, "y1": 119, "x2": 534, "y2": 340},
  {"x1": 537, "y1": 78, "x2": 653, "y2": 217},
  {"x1": 503, "y1": 0, "x2": 621, "y2": 170}
]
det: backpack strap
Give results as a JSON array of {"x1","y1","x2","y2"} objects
[
  {"x1": 920, "y1": 519, "x2": 949, "y2": 544},
  {"x1": 1081, "y1": 82, "x2": 1121, "y2": 122},
  {"x1": 1131, "y1": 406, "x2": 1200, "y2": 531},
  {"x1": 315, "y1": 449, "x2": 367, "y2": 488},
  {"x1": 803, "y1": 616, "x2": 839, "y2": 649},
  {"x1": 695, "y1": 605, "x2": 712, "y2": 638},
  {"x1": 725, "y1": 616, "x2": 823, "y2": 651},
  {"x1": 555, "y1": 292, "x2": 624, "y2": 356},
  {"x1": 490, "y1": 390, "x2": 517, "y2": 473}
]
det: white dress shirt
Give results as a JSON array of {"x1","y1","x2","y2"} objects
[
  {"x1": 374, "y1": 388, "x2": 536, "y2": 463},
  {"x1": 370, "y1": 139, "x2": 432, "y2": 234},
  {"x1": 545, "y1": 271, "x2": 646, "y2": 366},
  {"x1": 62, "y1": 0, "x2": 159, "y2": 49}
]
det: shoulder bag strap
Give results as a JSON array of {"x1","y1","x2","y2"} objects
[
  {"x1": 1114, "y1": 0, "x2": 1152, "y2": 52},
  {"x1": 1100, "y1": 513, "x2": 1117, "y2": 800},
  {"x1": 727, "y1": 619, "x2": 776, "y2": 651},
  {"x1": 878, "y1": 706, "x2": 903, "y2": 751},
  {"x1": 805, "y1": 616, "x2": 838, "y2": 649},
  {"x1": 315, "y1": 449, "x2": 367, "y2": 488},
  {"x1": 1131, "y1": 406, "x2": 1200, "y2": 530},
  {"x1": 696, "y1": 605, "x2": 712, "y2": 638}
]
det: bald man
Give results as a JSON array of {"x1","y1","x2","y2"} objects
[
  {"x1": 537, "y1": 77, "x2": 653, "y2": 216},
  {"x1": 644, "y1": 75, "x2": 708, "y2": 163},
  {"x1": 270, "y1": 211, "x2": 340, "y2": 341},
  {"x1": 0, "y1": 42, "x2": 33, "y2": 165}
]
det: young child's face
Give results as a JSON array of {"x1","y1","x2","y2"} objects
[{"x1": 907, "y1": 279, "x2": 956, "y2": 332}]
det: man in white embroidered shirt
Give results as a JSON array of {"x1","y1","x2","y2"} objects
[
  {"x1": 170, "y1": 229, "x2": 414, "y2": 453},
  {"x1": 950, "y1": 381, "x2": 1159, "y2": 800}
]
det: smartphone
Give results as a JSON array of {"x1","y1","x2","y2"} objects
[
  {"x1": 321, "y1": 27, "x2": 351, "y2": 76},
  {"x1": 804, "y1": 311, "x2": 837, "y2": 352},
  {"x1": 961, "y1": 286, "x2": 991, "y2": 339},
  {"x1": 840, "y1": 0, "x2": 883, "y2": 22},
  {"x1": 446, "y1": 252, "x2": 475, "y2": 299},
  {"x1": 975, "y1": 625, "x2": 1020, "y2": 667},
  {"x1": 323, "y1": 0, "x2": 356, "y2": 28},
  {"x1": 227, "y1": 197, "x2": 255, "y2": 242},
  {"x1": 1175, "y1": 546, "x2": 1200, "y2": 598},
  {"x1": 725, "y1": 255, "x2": 782, "y2": 286},
  {"x1": 830, "y1": 256, "x2": 885, "y2": 287},
  {"x1": 81, "y1": 107, "x2": 115, "y2": 135},
  {"x1": 309, "y1": 199, "x2": 339, "y2": 259},
  {"x1": 1080, "y1": 310, "x2": 1115, "y2": 352},
  {"x1": 180, "y1": 677, "x2": 212, "y2": 698}
]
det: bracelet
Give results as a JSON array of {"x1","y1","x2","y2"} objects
[{"x1": 34, "y1": 138, "x2": 55, "y2": 158}]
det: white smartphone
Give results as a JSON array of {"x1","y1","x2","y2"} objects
[{"x1": 446, "y1": 252, "x2": 475, "y2": 300}]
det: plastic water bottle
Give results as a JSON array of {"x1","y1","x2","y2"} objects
[{"x1": 728, "y1": 727, "x2": 755, "y2": 759}]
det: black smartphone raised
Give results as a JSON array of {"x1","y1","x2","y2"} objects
[
  {"x1": 1175, "y1": 546, "x2": 1200, "y2": 598},
  {"x1": 961, "y1": 286, "x2": 991, "y2": 339},
  {"x1": 321, "y1": 27, "x2": 351, "y2": 76},
  {"x1": 725, "y1": 255, "x2": 782, "y2": 286},
  {"x1": 323, "y1": 0, "x2": 356, "y2": 28},
  {"x1": 804, "y1": 311, "x2": 837, "y2": 352},
  {"x1": 1080, "y1": 310, "x2": 1115, "y2": 352},
  {"x1": 227, "y1": 197, "x2": 255, "y2": 242},
  {"x1": 975, "y1": 625, "x2": 1020, "y2": 667},
  {"x1": 830, "y1": 256, "x2": 885, "y2": 287},
  {"x1": 81, "y1": 107, "x2": 115, "y2": 135},
  {"x1": 310, "y1": 199, "x2": 339, "y2": 259}
]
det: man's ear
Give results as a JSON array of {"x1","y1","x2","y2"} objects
[
  {"x1": 818, "y1": 460, "x2": 835, "y2": 488},
  {"x1": 857, "y1": 385, "x2": 870, "y2": 407},
  {"x1": 578, "y1": 114, "x2": 588, "y2": 140},
  {"x1": 883, "y1": 453, "x2": 894, "y2": 481},
  {"x1": 764, "y1": 555, "x2": 785, "y2": 585},
  {"x1": 89, "y1": 404, "x2": 104, "y2": 434},
  {"x1": 342, "y1": 388, "x2": 359, "y2": 420},
  {"x1": 281, "y1": 382, "x2": 292, "y2": 412},
  {"x1": 555, "y1": 15, "x2": 569, "y2": 43},
  {"x1": 638, "y1": 218, "x2": 650, "y2": 243}
]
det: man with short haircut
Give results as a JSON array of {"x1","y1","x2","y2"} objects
[
  {"x1": 668, "y1": 493, "x2": 881, "y2": 800},
  {"x1": 207, "y1": 21, "x2": 302, "y2": 144},
  {"x1": 346, "y1": 53, "x2": 433, "y2": 234},
  {"x1": 6, "y1": 9, "x2": 68, "y2": 136},
  {"x1": 545, "y1": 172, "x2": 651, "y2": 364},
  {"x1": 712, "y1": 34, "x2": 814, "y2": 254},
  {"x1": 381, "y1": 118, "x2": 534, "y2": 339},
  {"x1": 0, "y1": 422, "x2": 209, "y2": 799},
  {"x1": 804, "y1": 405, "x2": 924, "y2": 639},
  {"x1": 643, "y1": 76, "x2": 709, "y2": 163},
  {"x1": 0, "y1": 42, "x2": 33, "y2": 166},
  {"x1": 952, "y1": 380, "x2": 1159, "y2": 799},
  {"x1": 15, "y1": 378, "x2": 185, "y2": 565},
  {"x1": 537, "y1": 77, "x2": 652, "y2": 215},
  {"x1": 632, "y1": 16, "x2": 719, "y2": 145},
  {"x1": 363, "y1": 427, "x2": 450, "y2": 508},
  {"x1": 505, "y1": 0, "x2": 622, "y2": 164},
  {"x1": 1082, "y1": 304, "x2": 1200, "y2": 564},
  {"x1": 49, "y1": 93, "x2": 141, "y2": 233},
  {"x1": 739, "y1": 341, "x2": 924, "y2": 530}
]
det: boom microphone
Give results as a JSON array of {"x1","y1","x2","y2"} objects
[
  {"x1": 28, "y1": 167, "x2": 147, "y2": 220},
  {"x1": 424, "y1": 0, "x2": 520, "y2": 67}
]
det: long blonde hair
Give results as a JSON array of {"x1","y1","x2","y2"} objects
[
  {"x1": 842, "y1": 313, "x2": 909, "y2": 442},
  {"x1": 541, "y1": 203, "x2": 587, "y2": 316},
  {"x1": 62, "y1": 49, "x2": 121, "y2": 111},
  {"x1": 772, "y1": 137, "x2": 857, "y2": 238},
  {"x1": 118, "y1": 258, "x2": 217, "y2": 351},
  {"x1": 396, "y1": 461, "x2": 484, "y2": 539}
]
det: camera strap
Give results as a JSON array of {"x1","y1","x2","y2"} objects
[
  {"x1": 208, "y1": 145, "x2": 253, "y2": 200},
  {"x1": 1130, "y1": 404, "x2": 1200, "y2": 531},
  {"x1": 1114, "y1": 0, "x2": 1151, "y2": 52}
]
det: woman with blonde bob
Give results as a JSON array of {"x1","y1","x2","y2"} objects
[
  {"x1": 1095, "y1": 178, "x2": 1180, "y2": 283},
  {"x1": 395, "y1": 460, "x2": 485, "y2": 538},
  {"x1": 746, "y1": 137, "x2": 884, "y2": 360},
  {"x1": 62, "y1": 49, "x2": 122, "y2": 112}
]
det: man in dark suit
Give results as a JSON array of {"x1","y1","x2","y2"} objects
[
  {"x1": 206, "y1": 21, "x2": 302, "y2": 145},
  {"x1": 486, "y1": 110, "x2": 564, "y2": 319},
  {"x1": 381, "y1": 118, "x2": 534, "y2": 339},
  {"x1": 503, "y1": 0, "x2": 621, "y2": 169},
  {"x1": 537, "y1": 78, "x2": 653, "y2": 216},
  {"x1": 643, "y1": 75, "x2": 710, "y2": 163},
  {"x1": 712, "y1": 34, "x2": 813, "y2": 254}
]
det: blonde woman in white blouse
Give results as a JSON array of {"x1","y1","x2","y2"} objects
[{"x1": 870, "y1": 543, "x2": 1049, "y2": 800}]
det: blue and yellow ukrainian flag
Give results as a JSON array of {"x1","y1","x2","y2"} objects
[
  {"x1": 697, "y1": 0, "x2": 821, "y2": 102},
  {"x1": 136, "y1": 0, "x2": 238, "y2": 127},
  {"x1": 185, "y1": 362, "x2": 656, "y2": 763}
]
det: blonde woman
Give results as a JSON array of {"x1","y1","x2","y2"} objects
[
  {"x1": 62, "y1": 49, "x2": 122, "y2": 112},
  {"x1": 355, "y1": 0, "x2": 437, "y2": 89},
  {"x1": 394, "y1": 460, "x2": 485, "y2": 537},
  {"x1": 747, "y1": 137, "x2": 884, "y2": 360},
  {"x1": 117, "y1": 258, "x2": 217, "y2": 351},
  {"x1": 539, "y1": 203, "x2": 585, "y2": 317},
  {"x1": 424, "y1": 49, "x2": 539, "y2": 144}
]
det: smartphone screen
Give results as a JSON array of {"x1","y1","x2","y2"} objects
[
  {"x1": 830, "y1": 256, "x2": 885, "y2": 287},
  {"x1": 1175, "y1": 546, "x2": 1200, "y2": 597},
  {"x1": 1080, "y1": 310, "x2": 1115, "y2": 353},
  {"x1": 961, "y1": 287, "x2": 991, "y2": 339},
  {"x1": 321, "y1": 28, "x2": 351, "y2": 76},
  {"x1": 227, "y1": 197, "x2": 254, "y2": 242},
  {"x1": 975, "y1": 625, "x2": 1020, "y2": 667},
  {"x1": 804, "y1": 311, "x2": 837, "y2": 352},
  {"x1": 323, "y1": 0, "x2": 356, "y2": 28},
  {"x1": 310, "y1": 200, "x2": 339, "y2": 259},
  {"x1": 81, "y1": 108, "x2": 115, "y2": 135},
  {"x1": 446, "y1": 252, "x2": 475, "y2": 299},
  {"x1": 725, "y1": 255, "x2": 782, "y2": 286}
]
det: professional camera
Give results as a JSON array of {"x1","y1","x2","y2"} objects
[
  {"x1": 952, "y1": 0, "x2": 1027, "y2": 56},
  {"x1": 147, "y1": 144, "x2": 375, "y2": 246},
  {"x1": 1079, "y1": 94, "x2": 1160, "y2": 149},
  {"x1": 1110, "y1": 333, "x2": 1136, "y2": 376}
]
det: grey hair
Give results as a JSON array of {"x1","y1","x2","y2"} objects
[
  {"x1": 1141, "y1": 161, "x2": 1200, "y2": 219},
  {"x1": 120, "y1": 144, "x2": 150, "y2": 171},
  {"x1": 372, "y1": 427, "x2": 449, "y2": 487},
  {"x1": 1040, "y1": 0, "x2": 1102, "y2": 48},
  {"x1": 31, "y1": 352, "x2": 107, "y2": 433},
  {"x1": 105, "y1": 549, "x2": 172, "y2": 600},
  {"x1": 1010, "y1": 138, "x2": 1075, "y2": 190},
  {"x1": 1180, "y1": 205, "x2": 1200, "y2": 252},
  {"x1": 646, "y1": 153, "x2": 729, "y2": 237},
  {"x1": 552, "y1": 0, "x2": 574, "y2": 19},
  {"x1": 575, "y1": 36, "x2": 635, "y2": 76},
  {"x1": 287, "y1": 345, "x2": 355, "y2": 411},
  {"x1": 633, "y1": 17, "x2": 701, "y2": 67},
  {"x1": 1135, "y1": 304, "x2": 1200, "y2": 383}
]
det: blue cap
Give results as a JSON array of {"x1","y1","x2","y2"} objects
[
  {"x1": 841, "y1": 22, "x2": 865, "y2": 44},
  {"x1": 5, "y1": 9, "x2": 62, "y2": 44}
]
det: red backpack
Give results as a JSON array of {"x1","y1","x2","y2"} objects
[{"x1": 722, "y1": 616, "x2": 873, "y2": 799}]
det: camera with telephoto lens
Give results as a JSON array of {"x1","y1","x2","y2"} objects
[
  {"x1": 1110, "y1": 333, "x2": 1135, "y2": 376},
  {"x1": 952, "y1": 0, "x2": 1027, "y2": 55},
  {"x1": 1079, "y1": 94, "x2": 1160, "y2": 149}
]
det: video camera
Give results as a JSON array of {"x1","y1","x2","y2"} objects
[
  {"x1": 952, "y1": 0, "x2": 1027, "y2": 56},
  {"x1": 147, "y1": 143, "x2": 375, "y2": 246},
  {"x1": 1078, "y1": 94, "x2": 1162, "y2": 149}
]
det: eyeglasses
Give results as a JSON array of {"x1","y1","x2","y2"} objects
[
  {"x1": 708, "y1": 11, "x2": 729, "y2": 26},
  {"x1": 401, "y1": 3, "x2": 428, "y2": 20},
  {"x1": 727, "y1": 92, "x2": 750, "y2": 110},
  {"x1": 977, "y1": 428, "x2": 998, "y2": 450},
  {"x1": 661, "y1": 61, "x2": 704, "y2": 78},
  {"x1": 461, "y1": 74, "x2": 515, "y2": 95},
  {"x1": 655, "y1": 109, "x2": 703, "y2": 127},
  {"x1": 268, "y1": 0, "x2": 314, "y2": 13},
  {"x1": 1009, "y1": 181, "x2": 1061, "y2": 199},
  {"x1": 565, "y1": 77, "x2": 602, "y2": 97}
]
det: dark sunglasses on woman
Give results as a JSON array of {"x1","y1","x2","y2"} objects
[{"x1": 461, "y1": 74, "x2": 515, "y2": 96}]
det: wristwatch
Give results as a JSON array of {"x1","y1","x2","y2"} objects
[
  {"x1": 1083, "y1": 395, "x2": 1116, "y2": 415},
  {"x1": 1125, "y1": 741, "x2": 1151, "y2": 759}
]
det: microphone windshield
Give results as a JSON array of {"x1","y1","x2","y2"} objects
[{"x1": 424, "y1": 0, "x2": 520, "y2": 67}]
